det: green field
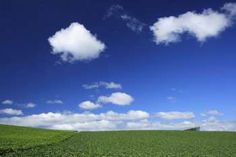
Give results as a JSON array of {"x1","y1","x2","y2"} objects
[{"x1": 1, "y1": 124, "x2": 236, "y2": 157}]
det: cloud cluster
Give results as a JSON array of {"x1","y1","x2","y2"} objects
[
  {"x1": 0, "y1": 110, "x2": 149, "y2": 131},
  {"x1": 48, "y1": 22, "x2": 106, "y2": 63},
  {"x1": 105, "y1": 4, "x2": 146, "y2": 32},
  {"x1": 0, "y1": 110, "x2": 235, "y2": 131},
  {"x1": 98, "y1": 92, "x2": 134, "y2": 106},
  {"x1": 0, "y1": 108, "x2": 23, "y2": 116},
  {"x1": 82, "y1": 81, "x2": 122, "y2": 89},
  {"x1": 150, "y1": 3, "x2": 236, "y2": 44},
  {"x1": 155, "y1": 111, "x2": 195, "y2": 120}
]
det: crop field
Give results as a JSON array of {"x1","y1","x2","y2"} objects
[
  {"x1": 0, "y1": 124, "x2": 74, "y2": 156},
  {"x1": 1, "y1": 125, "x2": 236, "y2": 157}
]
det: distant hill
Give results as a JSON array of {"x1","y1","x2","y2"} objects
[{"x1": 185, "y1": 127, "x2": 200, "y2": 131}]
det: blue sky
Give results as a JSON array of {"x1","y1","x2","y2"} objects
[{"x1": 0, "y1": 0, "x2": 236, "y2": 131}]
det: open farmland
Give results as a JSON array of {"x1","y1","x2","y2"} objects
[
  {"x1": 1, "y1": 125, "x2": 236, "y2": 157},
  {"x1": 0, "y1": 124, "x2": 74, "y2": 156}
]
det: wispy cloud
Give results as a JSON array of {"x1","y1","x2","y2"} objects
[
  {"x1": 166, "y1": 96, "x2": 177, "y2": 103},
  {"x1": 105, "y1": 4, "x2": 146, "y2": 33},
  {"x1": 155, "y1": 111, "x2": 195, "y2": 120},
  {"x1": 46, "y1": 99, "x2": 63, "y2": 104},
  {"x1": 82, "y1": 81, "x2": 122, "y2": 90},
  {"x1": 201, "y1": 110, "x2": 223, "y2": 117}
]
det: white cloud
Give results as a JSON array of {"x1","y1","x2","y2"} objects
[
  {"x1": 26, "y1": 102, "x2": 36, "y2": 108},
  {"x1": 155, "y1": 111, "x2": 195, "y2": 120},
  {"x1": 0, "y1": 110, "x2": 149, "y2": 131},
  {"x1": 120, "y1": 14, "x2": 146, "y2": 32},
  {"x1": 105, "y1": 4, "x2": 145, "y2": 32},
  {"x1": 222, "y1": 3, "x2": 236, "y2": 17},
  {"x1": 51, "y1": 120, "x2": 118, "y2": 131},
  {"x1": 97, "y1": 92, "x2": 134, "y2": 105},
  {"x1": 0, "y1": 108, "x2": 23, "y2": 116},
  {"x1": 126, "y1": 120, "x2": 197, "y2": 130},
  {"x1": 150, "y1": 6, "x2": 232, "y2": 44},
  {"x1": 79, "y1": 101, "x2": 101, "y2": 110},
  {"x1": 46, "y1": 99, "x2": 63, "y2": 104},
  {"x1": 201, "y1": 117, "x2": 236, "y2": 131},
  {"x1": 105, "y1": 4, "x2": 124, "y2": 18},
  {"x1": 1, "y1": 99, "x2": 13, "y2": 105},
  {"x1": 48, "y1": 22, "x2": 106, "y2": 63},
  {"x1": 201, "y1": 110, "x2": 223, "y2": 117},
  {"x1": 82, "y1": 81, "x2": 122, "y2": 89}
]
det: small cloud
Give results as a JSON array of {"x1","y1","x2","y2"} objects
[
  {"x1": 222, "y1": 2, "x2": 236, "y2": 17},
  {"x1": 26, "y1": 102, "x2": 36, "y2": 108},
  {"x1": 170, "y1": 88, "x2": 183, "y2": 93},
  {"x1": 48, "y1": 22, "x2": 106, "y2": 63},
  {"x1": 166, "y1": 96, "x2": 177, "y2": 103},
  {"x1": 46, "y1": 99, "x2": 64, "y2": 104},
  {"x1": 201, "y1": 110, "x2": 223, "y2": 117},
  {"x1": 1, "y1": 99, "x2": 13, "y2": 105},
  {"x1": 105, "y1": 4, "x2": 146, "y2": 32},
  {"x1": 97, "y1": 92, "x2": 134, "y2": 106},
  {"x1": 79, "y1": 101, "x2": 101, "y2": 110},
  {"x1": 82, "y1": 81, "x2": 122, "y2": 89},
  {"x1": 0, "y1": 108, "x2": 23, "y2": 116},
  {"x1": 155, "y1": 111, "x2": 195, "y2": 120},
  {"x1": 150, "y1": 3, "x2": 236, "y2": 45}
]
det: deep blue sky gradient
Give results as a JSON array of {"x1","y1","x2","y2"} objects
[{"x1": 0, "y1": 0, "x2": 236, "y2": 120}]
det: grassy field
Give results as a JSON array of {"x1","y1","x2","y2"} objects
[
  {"x1": 1, "y1": 125, "x2": 236, "y2": 156},
  {"x1": 0, "y1": 124, "x2": 75, "y2": 155}
]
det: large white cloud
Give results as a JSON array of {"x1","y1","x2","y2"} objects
[
  {"x1": 79, "y1": 101, "x2": 101, "y2": 110},
  {"x1": 0, "y1": 108, "x2": 23, "y2": 116},
  {"x1": 48, "y1": 22, "x2": 106, "y2": 63},
  {"x1": 150, "y1": 4, "x2": 235, "y2": 45},
  {"x1": 82, "y1": 81, "x2": 122, "y2": 89},
  {"x1": 1, "y1": 99, "x2": 13, "y2": 105},
  {"x1": 97, "y1": 92, "x2": 134, "y2": 105},
  {"x1": 155, "y1": 111, "x2": 195, "y2": 120}
]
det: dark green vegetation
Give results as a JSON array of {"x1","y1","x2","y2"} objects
[
  {"x1": 0, "y1": 124, "x2": 74, "y2": 155},
  {"x1": 1, "y1": 125, "x2": 236, "y2": 157}
]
